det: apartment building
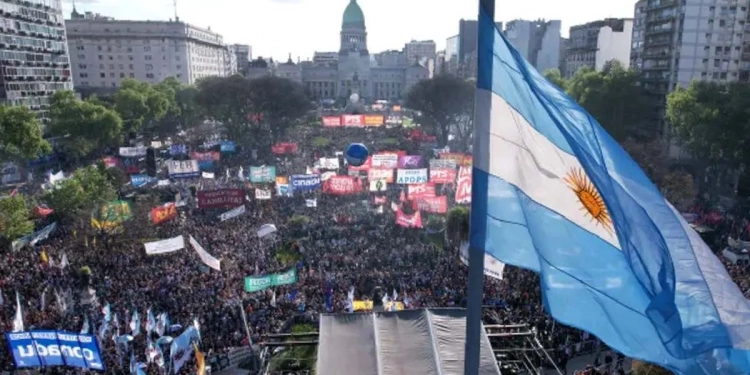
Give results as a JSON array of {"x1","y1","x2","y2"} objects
[{"x1": 565, "y1": 18, "x2": 633, "y2": 78}]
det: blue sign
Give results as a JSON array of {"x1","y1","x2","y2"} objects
[
  {"x1": 220, "y1": 141, "x2": 236, "y2": 153},
  {"x1": 170, "y1": 144, "x2": 187, "y2": 155},
  {"x1": 289, "y1": 175, "x2": 321, "y2": 191},
  {"x1": 198, "y1": 160, "x2": 213, "y2": 171},
  {"x1": 131, "y1": 174, "x2": 154, "y2": 187},
  {"x1": 5, "y1": 331, "x2": 105, "y2": 371}
]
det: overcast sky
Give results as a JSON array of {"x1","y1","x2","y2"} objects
[{"x1": 63, "y1": 0, "x2": 636, "y2": 61}]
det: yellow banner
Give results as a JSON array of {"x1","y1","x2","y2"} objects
[{"x1": 352, "y1": 300, "x2": 405, "y2": 311}]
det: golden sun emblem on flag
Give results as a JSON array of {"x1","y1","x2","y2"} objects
[{"x1": 564, "y1": 167, "x2": 613, "y2": 234}]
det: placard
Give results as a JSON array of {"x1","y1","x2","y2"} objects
[
  {"x1": 166, "y1": 160, "x2": 199, "y2": 178},
  {"x1": 396, "y1": 169, "x2": 428, "y2": 184}
]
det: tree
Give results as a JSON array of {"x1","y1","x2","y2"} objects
[
  {"x1": 113, "y1": 79, "x2": 170, "y2": 135},
  {"x1": 150, "y1": 78, "x2": 202, "y2": 137},
  {"x1": 0, "y1": 195, "x2": 34, "y2": 240},
  {"x1": 667, "y1": 81, "x2": 750, "y2": 172},
  {"x1": 446, "y1": 206, "x2": 470, "y2": 248},
  {"x1": 0, "y1": 105, "x2": 51, "y2": 163},
  {"x1": 543, "y1": 68, "x2": 567, "y2": 91},
  {"x1": 48, "y1": 91, "x2": 123, "y2": 158},
  {"x1": 631, "y1": 360, "x2": 672, "y2": 375},
  {"x1": 248, "y1": 76, "x2": 311, "y2": 142},
  {"x1": 622, "y1": 139, "x2": 696, "y2": 207},
  {"x1": 405, "y1": 75, "x2": 474, "y2": 150},
  {"x1": 43, "y1": 165, "x2": 118, "y2": 221},
  {"x1": 195, "y1": 75, "x2": 257, "y2": 144},
  {"x1": 566, "y1": 62, "x2": 653, "y2": 142}
]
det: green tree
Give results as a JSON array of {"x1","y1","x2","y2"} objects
[
  {"x1": 446, "y1": 206, "x2": 470, "y2": 248},
  {"x1": 631, "y1": 360, "x2": 672, "y2": 375},
  {"x1": 622, "y1": 139, "x2": 696, "y2": 207},
  {"x1": 149, "y1": 78, "x2": 202, "y2": 137},
  {"x1": 566, "y1": 62, "x2": 652, "y2": 142},
  {"x1": 48, "y1": 91, "x2": 123, "y2": 158},
  {"x1": 113, "y1": 79, "x2": 170, "y2": 135},
  {"x1": 0, "y1": 195, "x2": 34, "y2": 240},
  {"x1": 43, "y1": 165, "x2": 118, "y2": 221},
  {"x1": 248, "y1": 76, "x2": 311, "y2": 142},
  {"x1": 405, "y1": 75, "x2": 475, "y2": 150},
  {"x1": 667, "y1": 81, "x2": 750, "y2": 172},
  {"x1": 543, "y1": 68, "x2": 567, "y2": 90},
  {"x1": 195, "y1": 75, "x2": 257, "y2": 144},
  {"x1": 268, "y1": 323, "x2": 317, "y2": 372},
  {"x1": 0, "y1": 105, "x2": 51, "y2": 163}
]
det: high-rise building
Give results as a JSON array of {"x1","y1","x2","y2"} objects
[
  {"x1": 373, "y1": 50, "x2": 406, "y2": 67},
  {"x1": 0, "y1": 0, "x2": 73, "y2": 121},
  {"x1": 403, "y1": 39, "x2": 436, "y2": 65},
  {"x1": 232, "y1": 44, "x2": 250, "y2": 73},
  {"x1": 505, "y1": 19, "x2": 562, "y2": 73},
  {"x1": 66, "y1": 11, "x2": 230, "y2": 89},
  {"x1": 564, "y1": 18, "x2": 633, "y2": 78}
]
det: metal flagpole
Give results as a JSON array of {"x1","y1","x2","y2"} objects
[
  {"x1": 464, "y1": 0, "x2": 495, "y2": 374},
  {"x1": 238, "y1": 301, "x2": 253, "y2": 346}
]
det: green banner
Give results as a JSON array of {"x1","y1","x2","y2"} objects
[
  {"x1": 244, "y1": 268, "x2": 297, "y2": 293},
  {"x1": 91, "y1": 200, "x2": 132, "y2": 230}
]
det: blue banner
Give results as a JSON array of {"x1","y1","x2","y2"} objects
[
  {"x1": 198, "y1": 160, "x2": 213, "y2": 171},
  {"x1": 5, "y1": 331, "x2": 105, "y2": 371},
  {"x1": 289, "y1": 174, "x2": 321, "y2": 191},
  {"x1": 130, "y1": 174, "x2": 154, "y2": 187},
  {"x1": 170, "y1": 144, "x2": 187, "y2": 155},
  {"x1": 220, "y1": 141, "x2": 236, "y2": 153}
]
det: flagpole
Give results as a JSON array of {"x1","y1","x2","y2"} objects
[{"x1": 465, "y1": 0, "x2": 495, "y2": 374}]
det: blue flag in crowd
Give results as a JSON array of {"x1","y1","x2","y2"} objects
[
  {"x1": 170, "y1": 326, "x2": 200, "y2": 374},
  {"x1": 470, "y1": 3, "x2": 750, "y2": 374},
  {"x1": 324, "y1": 281, "x2": 333, "y2": 312}
]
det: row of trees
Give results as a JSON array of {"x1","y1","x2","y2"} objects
[{"x1": 0, "y1": 75, "x2": 312, "y2": 166}]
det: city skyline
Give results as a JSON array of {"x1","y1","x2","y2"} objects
[{"x1": 62, "y1": 0, "x2": 636, "y2": 62}]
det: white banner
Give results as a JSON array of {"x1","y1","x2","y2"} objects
[
  {"x1": 396, "y1": 169, "x2": 428, "y2": 184},
  {"x1": 370, "y1": 180, "x2": 388, "y2": 192},
  {"x1": 167, "y1": 160, "x2": 199, "y2": 178},
  {"x1": 218, "y1": 205, "x2": 246, "y2": 222},
  {"x1": 119, "y1": 146, "x2": 148, "y2": 157},
  {"x1": 257, "y1": 224, "x2": 277, "y2": 238},
  {"x1": 201, "y1": 171, "x2": 215, "y2": 179},
  {"x1": 459, "y1": 242, "x2": 504, "y2": 280},
  {"x1": 372, "y1": 154, "x2": 398, "y2": 168},
  {"x1": 319, "y1": 158, "x2": 340, "y2": 170},
  {"x1": 189, "y1": 235, "x2": 221, "y2": 271},
  {"x1": 320, "y1": 171, "x2": 337, "y2": 181},
  {"x1": 255, "y1": 188, "x2": 272, "y2": 200},
  {"x1": 306, "y1": 199, "x2": 317, "y2": 208},
  {"x1": 157, "y1": 179, "x2": 171, "y2": 186},
  {"x1": 144, "y1": 235, "x2": 185, "y2": 255}
]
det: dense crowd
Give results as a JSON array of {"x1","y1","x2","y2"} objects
[{"x1": 1, "y1": 121, "x2": 747, "y2": 375}]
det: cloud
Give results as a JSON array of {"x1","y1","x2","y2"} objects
[{"x1": 268, "y1": 0, "x2": 303, "y2": 3}]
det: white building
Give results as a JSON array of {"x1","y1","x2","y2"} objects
[
  {"x1": 403, "y1": 39, "x2": 436, "y2": 65},
  {"x1": 313, "y1": 51, "x2": 338, "y2": 64},
  {"x1": 504, "y1": 19, "x2": 561, "y2": 73},
  {"x1": 0, "y1": 0, "x2": 73, "y2": 121},
  {"x1": 232, "y1": 43, "x2": 250, "y2": 72},
  {"x1": 66, "y1": 11, "x2": 230, "y2": 89},
  {"x1": 223, "y1": 44, "x2": 238, "y2": 76},
  {"x1": 565, "y1": 18, "x2": 633, "y2": 77}
]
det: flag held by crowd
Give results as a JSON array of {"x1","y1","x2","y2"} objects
[{"x1": 470, "y1": 4, "x2": 750, "y2": 374}]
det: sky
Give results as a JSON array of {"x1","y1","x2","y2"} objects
[{"x1": 63, "y1": 0, "x2": 636, "y2": 61}]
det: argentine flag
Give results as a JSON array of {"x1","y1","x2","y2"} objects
[{"x1": 471, "y1": 3, "x2": 750, "y2": 374}]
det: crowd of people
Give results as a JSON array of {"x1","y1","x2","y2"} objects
[{"x1": 1, "y1": 118, "x2": 747, "y2": 375}]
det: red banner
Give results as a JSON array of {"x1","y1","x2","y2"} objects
[
  {"x1": 151, "y1": 202, "x2": 177, "y2": 224},
  {"x1": 408, "y1": 183, "x2": 436, "y2": 199},
  {"x1": 322, "y1": 116, "x2": 342, "y2": 127},
  {"x1": 341, "y1": 115, "x2": 365, "y2": 127},
  {"x1": 396, "y1": 209, "x2": 423, "y2": 228},
  {"x1": 429, "y1": 168, "x2": 457, "y2": 184},
  {"x1": 271, "y1": 143, "x2": 299, "y2": 155},
  {"x1": 456, "y1": 166, "x2": 472, "y2": 204},
  {"x1": 197, "y1": 189, "x2": 244, "y2": 208},
  {"x1": 413, "y1": 196, "x2": 448, "y2": 214},
  {"x1": 102, "y1": 156, "x2": 120, "y2": 168},
  {"x1": 368, "y1": 168, "x2": 394, "y2": 183},
  {"x1": 191, "y1": 151, "x2": 220, "y2": 161},
  {"x1": 347, "y1": 156, "x2": 372, "y2": 172},
  {"x1": 322, "y1": 176, "x2": 363, "y2": 195},
  {"x1": 373, "y1": 196, "x2": 387, "y2": 205}
]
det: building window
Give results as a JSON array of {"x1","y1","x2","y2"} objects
[
  {"x1": 77, "y1": 54, "x2": 85, "y2": 59},
  {"x1": 145, "y1": 64, "x2": 153, "y2": 70},
  {"x1": 144, "y1": 46, "x2": 151, "y2": 52},
  {"x1": 119, "y1": 64, "x2": 124, "y2": 69},
  {"x1": 129, "y1": 64, "x2": 134, "y2": 70},
  {"x1": 108, "y1": 56, "x2": 113, "y2": 60},
  {"x1": 145, "y1": 55, "x2": 153, "y2": 61},
  {"x1": 100, "y1": 73, "x2": 105, "y2": 78},
  {"x1": 79, "y1": 73, "x2": 88, "y2": 78},
  {"x1": 109, "y1": 64, "x2": 114, "y2": 69},
  {"x1": 109, "y1": 72, "x2": 115, "y2": 77},
  {"x1": 128, "y1": 55, "x2": 134, "y2": 60},
  {"x1": 120, "y1": 73, "x2": 125, "y2": 78},
  {"x1": 97, "y1": 46, "x2": 102, "y2": 51},
  {"x1": 127, "y1": 47, "x2": 132, "y2": 52},
  {"x1": 129, "y1": 73, "x2": 135, "y2": 78},
  {"x1": 146, "y1": 73, "x2": 155, "y2": 79},
  {"x1": 98, "y1": 55, "x2": 103, "y2": 60},
  {"x1": 79, "y1": 64, "x2": 87, "y2": 69}
]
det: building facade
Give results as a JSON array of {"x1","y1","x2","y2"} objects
[
  {"x1": 0, "y1": 0, "x2": 72, "y2": 121},
  {"x1": 232, "y1": 43, "x2": 250, "y2": 73},
  {"x1": 66, "y1": 11, "x2": 231, "y2": 89},
  {"x1": 300, "y1": 0, "x2": 428, "y2": 102},
  {"x1": 505, "y1": 19, "x2": 561, "y2": 73},
  {"x1": 404, "y1": 39, "x2": 436, "y2": 65},
  {"x1": 564, "y1": 18, "x2": 633, "y2": 78}
]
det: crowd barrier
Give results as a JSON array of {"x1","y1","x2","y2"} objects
[{"x1": 207, "y1": 346, "x2": 254, "y2": 372}]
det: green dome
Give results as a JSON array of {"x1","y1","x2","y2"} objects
[{"x1": 342, "y1": 0, "x2": 365, "y2": 28}]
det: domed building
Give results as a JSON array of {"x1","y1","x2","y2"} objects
[{"x1": 300, "y1": 0, "x2": 429, "y2": 102}]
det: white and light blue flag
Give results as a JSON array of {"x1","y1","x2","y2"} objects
[{"x1": 471, "y1": 4, "x2": 750, "y2": 374}]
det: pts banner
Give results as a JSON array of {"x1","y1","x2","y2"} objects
[{"x1": 5, "y1": 331, "x2": 105, "y2": 370}]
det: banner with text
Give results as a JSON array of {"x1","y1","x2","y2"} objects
[
  {"x1": 190, "y1": 151, "x2": 220, "y2": 162},
  {"x1": 119, "y1": 147, "x2": 147, "y2": 157},
  {"x1": 189, "y1": 235, "x2": 221, "y2": 271},
  {"x1": 249, "y1": 166, "x2": 276, "y2": 183},
  {"x1": 456, "y1": 166, "x2": 471, "y2": 204},
  {"x1": 290, "y1": 174, "x2": 321, "y2": 191},
  {"x1": 398, "y1": 155, "x2": 422, "y2": 168},
  {"x1": 5, "y1": 331, "x2": 104, "y2": 370},
  {"x1": 341, "y1": 115, "x2": 364, "y2": 127},
  {"x1": 396, "y1": 169, "x2": 428, "y2": 184},
  {"x1": 218, "y1": 205, "x2": 246, "y2": 222},
  {"x1": 255, "y1": 188, "x2": 272, "y2": 200},
  {"x1": 322, "y1": 176, "x2": 363, "y2": 195},
  {"x1": 413, "y1": 196, "x2": 448, "y2": 214},
  {"x1": 151, "y1": 203, "x2": 177, "y2": 225},
  {"x1": 429, "y1": 168, "x2": 457, "y2": 184},
  {"x1": 318, "y1": 158, "x2": 340, "y2": 170},
  {"x1": 244, "y1": 268, "x2": 297, "y2": 293},
  {"x1": 363, "y1": 115, "x2": 384, "y2": 127},
  {"x1": 367, "y1": 168, "x2": 393, "y2": 183},
  {"x1": 271, "y1": 143, "x2": 298, "y2": 155},
  {"x1": 408, "y1": 183, "x2": 436, "y2": 199},
  {"x1": 197, "y1": 189, "x2": 244, "y2": 209},
  {"x1": 144, "y1": 235, "x2": 185, "y2": 255},
  {"x1": 321, "y1": 116, "x2": 342, "y2": 127},
  {"x1": 372, "y1": 154, "x2": 398, "y2": 169},
  {"x1": 167, "y1": 160, "x2": 200, "y2": 178}
]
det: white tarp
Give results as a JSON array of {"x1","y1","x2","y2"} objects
[
  {"x1": 119, "y1": 146, "x2": 148, "y2": 157},
  {"x1": 188, "y1": 235, "x2": 221, "y2": 271},
  {"x1": 319, "y1": 158, "x2": 340, "y2": 170},
  {"x1": 218, "y1": 205, "x2": 246, "y2": 222},
  {"x1": 257, "y1": 224, "x2": 277, "y2": 238},
  {"x1": 144, "y1": 235, "x2": 185, "y2": 255}
]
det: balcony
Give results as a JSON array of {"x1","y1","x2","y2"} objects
[
  {"x1": 645, "y1": 25, "x2": 674, "y2": 37},
  {"x1": 647, "y1": 0, "x2": 677, "y2": 11}
]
